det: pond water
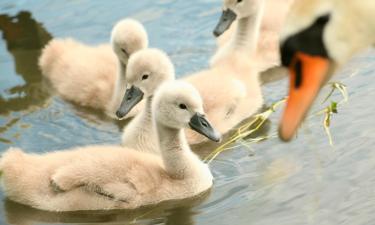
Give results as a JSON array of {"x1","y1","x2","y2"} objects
[{"x1": 1, "y1": 1, "x2": 375, "y2": 224}]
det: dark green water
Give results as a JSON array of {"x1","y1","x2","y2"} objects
[{"x1": 1, "y1": 1, "x2": 375, "y2": 224}]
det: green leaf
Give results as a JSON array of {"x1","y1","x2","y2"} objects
[{"x1": 330, "y1": 101, "x2": 338, "y2": 113}]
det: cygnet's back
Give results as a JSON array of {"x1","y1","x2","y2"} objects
[{"x1": 38, "y1": 19, "x2": 148, "y2": 117}]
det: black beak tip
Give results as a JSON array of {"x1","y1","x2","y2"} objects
[
  {"x1": 116, "y1": 110, "x2": 125, "y2": 119},
  {"x1": 213, "y1": 135, "x2": 222, "y2": 143},
  {"x1": 213, "y1": 29, "x2": 221, "y2": 37}
]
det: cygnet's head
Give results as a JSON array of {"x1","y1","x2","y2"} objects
[
  {"x1": 153, "y1": 81, "x2": 221, "y2": 142},
  {"x1": 213, "y1": 0, "x2": 263, "y2": 37},
  {"x1": 116, "y1": 48, "x2": 175, "y2": 119},
  {"x1": 111, "y1": 18, "x2": 149, "y2": 65}
]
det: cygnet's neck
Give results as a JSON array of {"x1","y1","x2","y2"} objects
[
  {"x1": 138, "y1": 96, "x2": 153, "y2": 125},
  {"x1": 110, "y1": 59, "x2": 127, "y2": 112},
  {"x1": 231, "y1": 2, "x2": 265, "y2": 54},
  {"x1": 156, "y1": 123, "x2": 200, "y2": 179}
]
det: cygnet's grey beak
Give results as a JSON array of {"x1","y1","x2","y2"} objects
[
  {"x1": 213, "y1": 9, "x2": 237, "y2": 37},
  {"x1": 116, "y1": 85, "x2": 144, "y2": 119},
  {"x1": 189, "y1": 113, "x2": 221, "y2": 142}
]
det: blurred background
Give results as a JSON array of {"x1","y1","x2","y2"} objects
[{"x1": 1, "y1": 0, "x2": 375, "y2": 224}]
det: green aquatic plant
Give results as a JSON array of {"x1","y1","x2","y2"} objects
[
  {"x1": 205, "y1": 81, "x2": 348, "y2": 162},
  {"x1": 314, "y1": 82, "x2": 348, "y2": 146}
]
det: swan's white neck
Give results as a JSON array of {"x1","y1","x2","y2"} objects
[
  {"x1": 109, "y1": 59, "x2": 127, "y2": 112},
  {"x1": 156, "y1": 124, "x2": 200, "y2": 179},
  {"x1": 231, "y1": 2, "x2": 265, "y2": 53}
]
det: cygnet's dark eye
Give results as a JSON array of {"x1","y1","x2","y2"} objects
[
  {"x1": 142, "y1": 74, "x2": 149, "y2": 80},
  {"x1": 237, "y1": 0, "x2": 243, "y2": 3},
  {"x1": 179, "y1": 103, "x2": 187, "y2": 110}
]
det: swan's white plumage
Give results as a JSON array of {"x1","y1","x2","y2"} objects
[{"x1": 281, "y1": 0, "x2": 375, "y2": 66}]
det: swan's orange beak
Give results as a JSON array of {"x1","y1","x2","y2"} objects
[{"x1": 279, "y1": 52, "x2": 330, "y2": 141}]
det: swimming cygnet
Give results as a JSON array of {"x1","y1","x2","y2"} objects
[
  {"x1": 0, "y1": 81, "x2": 220, "y2": 211},
  {"x1": 38, "y1": 18, "x2": 148, "y2": 118}
]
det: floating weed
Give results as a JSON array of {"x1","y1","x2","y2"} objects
[
  {"x1": 205, "y1": 81, "x2": 349, "y2": 162},
  {"x1": 322, "y1": 82, "x2": 348, "y2": 104},
  {"x1": 204, "y1": 99, "x2": 286, "y2": 163},
  {"x1": 318, "y1": 101, "x2": 338, "y2": 146},
  {"x1": 314, "y1": 81, "x2": 348, "y2": 146}
]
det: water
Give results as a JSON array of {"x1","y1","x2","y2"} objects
[{"x1": 0, "y1": 1, "x2": 375, "y2": 224}]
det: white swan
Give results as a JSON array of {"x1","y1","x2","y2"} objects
[
  {"x1": 277, "y1": 0, "x2": 375, "y2": 141},
  {"x1": 38, "y1": 18, "x2": 148, "y2": 118},
  {"x1": 0, "y1": 81, "x2": 220, "y2": 211}
]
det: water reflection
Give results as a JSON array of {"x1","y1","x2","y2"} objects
[
  {"x1": 4, "y1": 190, "x2": 210, "y2": 225},
  {"x1": 164, "y1": 206, "x2": 196, "y2": 225},
  {"x1": 0, "y1": 11, "x2": 52, "y2": 115}
]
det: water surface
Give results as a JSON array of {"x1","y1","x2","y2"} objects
[{"x1": 1, "y1": 1, "x2": 375, "y2": 224}]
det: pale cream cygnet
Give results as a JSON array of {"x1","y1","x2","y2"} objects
[
  {"x1": 38, "y1": 18, "x2": 148, "y2": 118},
  {"x1": 0, "y1": 81, "x2": 220, "y2": 211},
  {"x1": 213, "y1": 0, "x2": 294, "y2": 71},
  {"x1": 118, "y1": 48, "x2": 175, "y2": 155}
]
